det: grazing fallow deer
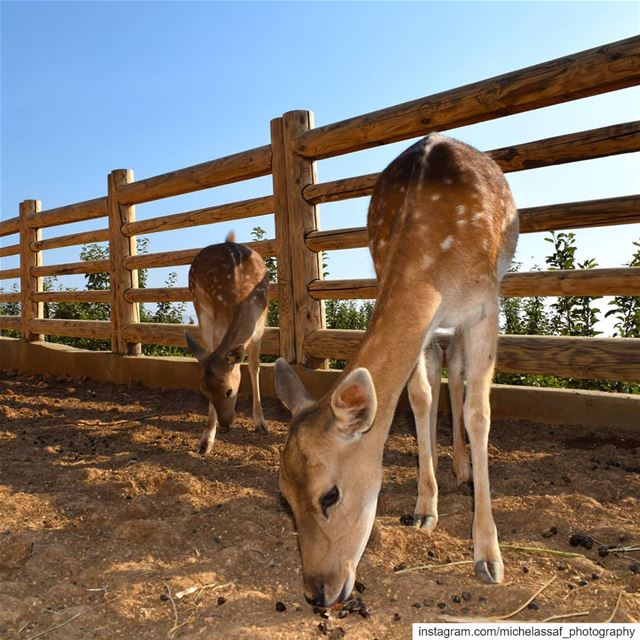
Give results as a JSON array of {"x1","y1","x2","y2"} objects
[
  {"x1": 185, "y1": 232, "x2": 269, "y2": 454},
  {"x1": 275, "y1": 134, "x2": 518, "y2": 607}
]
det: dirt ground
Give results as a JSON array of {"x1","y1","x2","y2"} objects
[{"x1": 0, "y1": 371, "x2": 639, "y2": 639}]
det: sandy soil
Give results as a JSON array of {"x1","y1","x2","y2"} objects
[{"x1": 0, "y1": 371, "x2": 639, "y2": 639}]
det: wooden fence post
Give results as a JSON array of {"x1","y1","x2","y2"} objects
[
  {"x1": 270, "y1": 117, "x2": 296, "y2": 363},
  {"x1": 108, "y1": 169, "x2": 141, "y2": 355},
  {"x1": 19, "y1": 200, "x2": 44, "y2": 341},
  {"x1": 280, "y1": 110, "x2": 327, "y2": 368}
]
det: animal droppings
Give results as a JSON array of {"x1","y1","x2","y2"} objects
[{"x1": 569, "y1": 533, "x2": 593, "y2": 549}]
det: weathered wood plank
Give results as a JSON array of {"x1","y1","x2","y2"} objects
[
  {"x1": 519, "y1": 195, "x2": 640, "y2": 233},
  {"x1": 308, "y1": 268, "x2": 640, "y2": 300},
  {"x1": 304, "y1": 329, "x2": 640, "y2": 382},
  {"x1": 0, "y1": 292, "x2": 21, "y2": 303},
  {"x1": 123, "y1": 283, "x2": 278, "y2": 303},
  {"x1": 32, "y1": 228, "x2": 109, "y2": 252},
  {"x1": 26, "y1": 197, "x2": 108, "y2": 229},
  {"x1": 122, "y1": 239, "x2": 276, "y2": 271},
  {"x1": 0, "y1": 217, "x2": 20, "y2": 238},
  {"x1": 122, "y1": 196, "x2": 273, "y2": 236},
  {"x1": 0, "y1": 243, "x2": 21, "y2": 258},
  {"x1": 31, "y1": 290, "x2": 111, "y2": 304},
  {"x1": 0, "y1": 316, "x2": 21, "y2": 331},
  {"x1": 0, "y1": 268, "x2": 22, "y2": 280},
  {"x1": 305, "y1": 195, "x2": 640, "y2": 252},
  {"x1": 121, "y1": 322, "x2": 280, "y2": 354},
  {"x1": 295, "y1": 36, "x2": 640, "y2": 159},
  {"x1": 304, "y1": 122, "x2": 640, "y2": 205},
  {"x1": 116, "y1": 145, "x2": 272, "y2": 205},
  {"x1": 29, "y1": 318, "x2": 111, "y2": 340},
  {"x1": 32, "y1": 259, "x2": 112, "y2": 277},
  {"x1": 500, "y1": 268, "x2": 640, "y2": 297}
]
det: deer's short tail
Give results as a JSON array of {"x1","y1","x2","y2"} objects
[{"x1": 226, "y1": 231, "x2": 236, "y2": 243}]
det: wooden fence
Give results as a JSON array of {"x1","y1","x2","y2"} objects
[{"x1": 1, "y1": 36, "x2": 640, "y2": 391}]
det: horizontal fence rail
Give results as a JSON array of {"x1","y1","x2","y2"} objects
[
  {"x1": 304, "y1": 122, "x2": 640, "y2": 205},
  {"x1": 26, "y1": 197, "x2": 108, "y2": 229},
  {"x1": 29, "y1": 318, "x2": 112, "y2": 341},
  {"x1": 1, "y1": 35, "x2": 638, "y2": 410},
  {"x1": 120, "y1": 239, "x2": 276, "y2": 271},
  {"x1": 0, "y1": 316, "x2": 21, "y2": 331},
  {"x1": 32, "y1": 228, "x2": 110, "y2": 252},
  {"x1": 122, "y1": 195, "x2": 274, "y2": 236},
  {"x1": 116, "y1": 145, "x2": 273, "y2": 205},
  {"x1": 304, "y1": 329, "x2": 640, "y2": 382},
  {"x1": 295, "y1": 36, "x2": 640, "y2": 159},
  {"x1": 120, "y1": 322, "x2": 280, "y2": 354},
  {"x1": 123, "y1": 283, "x2": 279, "y2": 303},
  {"x1": 31, "y1": 290, "x2": 111, "y2": 304},
  {"x1": 306, "y1": 195, "x2": 640, "y2": 253},
  {"x1": 0, "y1": 243, "x2": 21, "y2": 258},
  {"x1": 0, "y1": 217, "x2": 20, "y2": 237},
  {"x1": 0, "y1": 291, "x2": 21, "y2": 303},
  {"x1": 31, "y1": 259, "x2": 112, "y2": 278},
  {"x1": 308, "y1": 268, "x2": 640, "y2": 300}
]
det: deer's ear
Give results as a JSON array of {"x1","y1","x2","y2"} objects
[
  {"x1": 226, "y1": 344, "x2": 246, "y2": 365},
  {"x1": 330, "y1": 368, "x2": 377, "y2": 436},
  {"x1": 275, "y1": 358, "x2": 314, "y2": 418},
  {"x1": 185, "y1": 331, "x2": 208, "y2": 363}
]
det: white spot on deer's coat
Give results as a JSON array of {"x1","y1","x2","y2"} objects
[
  {"x1": 441, "y1": 236, "x2": 454, "y2": 251},
  {"x1": 216, "y1": 295, "x2": 223, "y2": 301},
  {"x1": 456, "y1": 204, "x2": 466, "y2": 216},
  {"x1": 456, "y1": 219, "x2": 467, "y2": 227},
  {"x1": 472, "y1": 211, "x2": 487, "y2": 225},
  {"x1": 431, "y1": 193, "x2": 441, "y2": 202},
  {"x1": 444, "y1": 178, "x2": 453, "y2": 185},
  {"x1": 422, "y1": 255, "x2": 434, "y2": 269}
]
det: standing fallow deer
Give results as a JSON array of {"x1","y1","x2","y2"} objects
[
  {"x1": 185, "y1": 232, "x2": 269, "y2": 454},
  {"x1": 275, "y1": 134, "x2": 518, "y2": 607}
]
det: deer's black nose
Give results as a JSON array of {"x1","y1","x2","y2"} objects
[{"x1": 304, "y1": 584, "x2": 327, "y2": 608}]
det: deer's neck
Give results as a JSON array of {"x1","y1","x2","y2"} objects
[
  {"x1": 349, "y1": 279, "x2": 442, "y2": 444},
  {"x1": 213, "y1": 302, "x2": 258, "y2": 356}
]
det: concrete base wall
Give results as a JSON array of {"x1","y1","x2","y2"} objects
[{"x1": 1, "y1": 337, "x2": 638, "y2": 429}]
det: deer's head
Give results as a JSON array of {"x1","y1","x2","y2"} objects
[
  {"x1": 275, "y1": 358, "x2": 380, "y2": 607},
  {"x1": 185, "y1": 331, "x2": 245, "y2": 430}
]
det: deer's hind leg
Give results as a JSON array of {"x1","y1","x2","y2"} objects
[
  {"x1": 247, "y1": 311, "x2": 267, "y2": 434},
  {"x1": 462, "y1": 302, "x2": 503, "y2": 584},
  {"x1": 447, "y1": 331, "x2": 471, "y2": 486},
  {"x1": 409, "y1": 346, "x2": 441, "y2": 531}
]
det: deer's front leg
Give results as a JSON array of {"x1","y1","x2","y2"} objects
[
  {"x1": 198, "y1": 402, "x2": 217, "y2": 455},
  {"x1": 408, "y1": 350, "x2": 438, "y2": 531},
  {"x1": 447, "y1": 333, "x2": 471, "y2": 486},
  {"x1": 247, "y1": 337, "x2": 267, "y2": 434},
  {"x1": 462, "y1": 305, "x2": 503, "y2": 584}
]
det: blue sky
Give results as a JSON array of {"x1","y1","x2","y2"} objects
[{"x1": 1, "y1": 1, "x2": 639, "y2": 328}]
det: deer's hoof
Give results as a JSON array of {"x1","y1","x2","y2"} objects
[
  {"x1": 412, "y1": 514, "x2": 438, "y2": 531},
  {"x1": 474, "y1": 560, "x2": 504, "y2": 584},
  {"x1": 198, "y1": 442, "x2": 213, "y2": 455},
  {"x1": 255, "y1": 423, "x2": 269, "y2": 435}
]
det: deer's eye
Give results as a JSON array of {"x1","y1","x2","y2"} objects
[
  {"x1": 225, "y1": 388, "x2": 233, "y2": 398},
  {"x1": 319, "y1": 486, "x2": 340, "y2": 517}
]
